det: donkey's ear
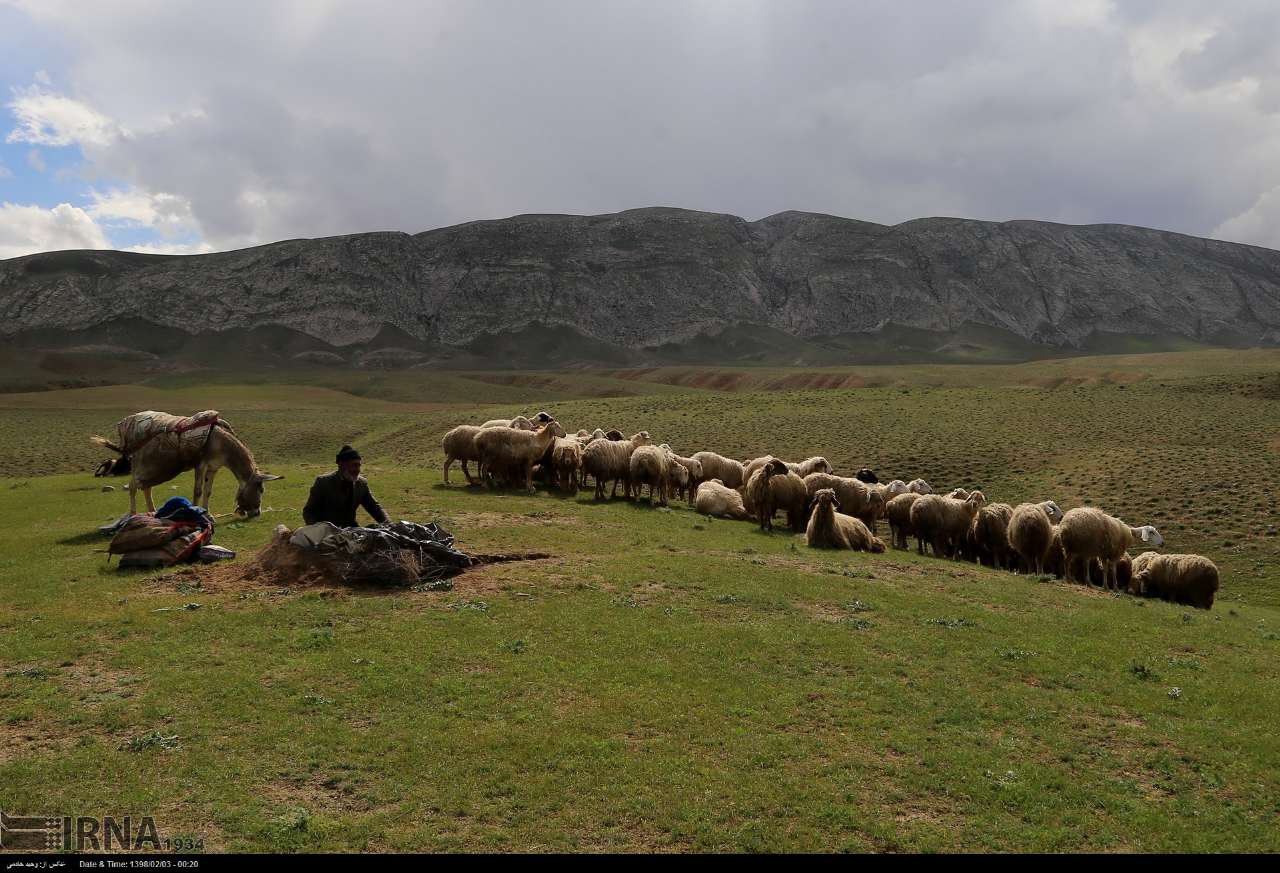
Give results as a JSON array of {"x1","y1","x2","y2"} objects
[{"x1": 257, "y1": 473, "x2": 284, "y2": 482}]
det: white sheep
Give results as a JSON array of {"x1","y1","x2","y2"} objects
[
  {"x1": 694, "y1": 479, "x2": 750, "y2": 520},
  {"x1": 691, "y1": 451, "x2": 744, "y2": 489},
  {"x1": 441, "y1": 424, "x2": 484, "y2": 485},
  {"x1": 629, "y1": 444, "x2": 671, "y2": 505},
  {"x1": 581, "y1": 431, "x2": 653, "y2": 500},
  {"x1": 473, "y1": 420, "x2": 565, "y2": 491},
  {"x1": 1057, "y1": 507, "x2": 1162, "y2": 589}
]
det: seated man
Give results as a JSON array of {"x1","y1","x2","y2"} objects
[{"x1": 303, "y1": 445, "x2": 389, "y2": 528}]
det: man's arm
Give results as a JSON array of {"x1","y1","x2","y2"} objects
[
  {"x1": 302, "y1": 477, "x2": 324, "y2": 525},
  {"x1": 360, "y1": 482, "x2": 389, "y2": 524}
]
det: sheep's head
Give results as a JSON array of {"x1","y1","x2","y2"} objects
[
  {"x1": 813, "y1": 488, "x2": 840, "y2": 512},
  {"x1": 908, "y1": 479, "x2": 933, "y2": 494},
  {"x1": 686, "y1": 459, "x2": 704, "y2": 479},
  {"x1": 604, "y1": 429, "x2": 624, "y2": 441},
  {"x1": 631, "y1": 431, "x2": 653, "y2": 446},
  {"x1": 1134, "y1": 524, "x2": 1163, "y2": 547},
  {"x1": 1039, "y1": 500, "x2": 1064, "y2": 525},
  {"x1": 947, "y1": 488, "x2": 970, "y2": 500},
  {"x1": 812, "y1": 457, "x2": 834, "y2": 475},
  {"x1": 533, "y1": 411, "x2": 555, "y2": 424},
  {"x1": 964, "y1": 491, "x2": 987, "y2": 513},
  {"x1": 886, "y1": 480, "x2": 909, "y2": 499},
  {"x1": 1128, "y1": 570, "x2": 1150, "y2": 596},
  {"x1": 867, "y1": 490, "x2": 886, "y2": 518},
  {"x1": 855, "y1": 467, "x2": 878, "y2": 483},
  {"x1": 510, "y1": 415, "x2": 535, "y2": 430},
  {"x1": 765, "y1": 458, "x2": 789, "y2": 477}
]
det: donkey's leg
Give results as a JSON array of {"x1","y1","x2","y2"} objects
[
  {"x1": 129, "y1": 478, "x2": 139, "y2": 515},
  {"x1": 144, "y1": 487, "x2": 155, "y2": 513},
  {"x1": 193, "y1": 466, "x2": 204, "y2": 507},
  {"x1": 202, "y1": 468, "x2": 215, "y2": 510}
]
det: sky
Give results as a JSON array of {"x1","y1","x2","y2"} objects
[{"x1": 2, "y1": 0, "x2": 1280, "y2": 259}]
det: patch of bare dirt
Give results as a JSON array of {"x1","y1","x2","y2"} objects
[
  {"x1": 159, "y1": 526, "x2": 555, "y2": 598},
  {"x1": 59, "y1": 655, "x2": 144, "y2": 707}
]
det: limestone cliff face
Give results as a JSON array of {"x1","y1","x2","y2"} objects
[{"x1": 3, "y1": 207, "x2": 1279, "y2": 351}]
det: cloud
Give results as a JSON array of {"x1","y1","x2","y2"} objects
[
  {"x1": 4, "y1": 1, "x2": 1280, "y2": 253},
  {"x1": 25, "y1": 148, "x2": 44, "y2": 172},
  {"x1": 6, "y1": 81, "x2": 120, "y2": 147},
  {"x1": 0, "y1": 160, "x2": 10, "y2": 179},
  {"x1": 0, "y1": 201, "x2": 110, "y2": 258},
  {"x1": 123, "y1": 240, "x2": 215, "y2": 255},
  {"x1": 1212, "y1": 184, "x2": 1280, "y2": 249},
  {"x1": 86, "y1": 187, "x2": 199, "y2": 238}
]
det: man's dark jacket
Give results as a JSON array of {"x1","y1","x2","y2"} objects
[{"x1": 303, "y1": 470, "x2": 388, "y2": 527}]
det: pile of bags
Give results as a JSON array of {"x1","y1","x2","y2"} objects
[
  {"x1": 104, "y1": 497, "x2": 234, "y2": 569},
  {"x1": 283, "y1": 520, "x2": 472, "y2": 586}
]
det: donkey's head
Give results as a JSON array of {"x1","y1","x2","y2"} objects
[{"x1": 235, "y1": 471, "x2": 283, "y2": 517}]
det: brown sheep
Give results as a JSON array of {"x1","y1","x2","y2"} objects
[
  {"x1": 1128, "y1": 552, "x2": 1219, "y2": 609},
  {"x1": 694, "y1": 479, "x2": 750, "y2": 520},
  {"x1": 805, "y1": 489, "x2": 885, "y2": 552},
  {"x1": 803, "y1": 472, "x2": 884, "y2": 532},
  {"x1": 1008, "y1": 503, "x2": 1055, "y2": 574},
  {"x1": 969, "y1": 502, "x2": 1014, "y2": 569},
  {"x1": 884, "y1": 492, "x2": 922, "y2": 550},
  {"x1": 745, "y1": 459, "x2": 807, "y2": 532},
  {"x1": 909, "y1": 491, "x2": 986, "y2": 558},
  {"x1": 1058, "y1": 508, "x2": 1163, "y2": 589}
]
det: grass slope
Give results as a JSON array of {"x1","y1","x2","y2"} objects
[{"x1": 1, "y1": 349, "x2": 1278, "y2": 851}]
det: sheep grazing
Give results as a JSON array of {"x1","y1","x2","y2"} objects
[
  {"x1": 473, "y1": 420, "x2": 565, "y2": 492},
  {"x1": 884, "y1": 492, "x2": 922, "y2": 550},
  {"x1": 695, "y1": 479, "x2": 750, "y2": 520},
  {"x1": 692, "y1": 451, "x2": 745, "y2": 489},
  {"x1": 805, "y1": 488, "x2": 886, "y2": 553},
  {"x1": 909, "y1": 491, "x2": 986, "y2": 558},
  {"x1": 1007, "y1": 503, "x2": 1055, "y2": 574},
  {"x1": 907, "y1": 478, "x2": 933, "y2": 495},
  {"x1": 803, "y1": 472, "x2": 884, "y2": 532},
  {"x1": 442, "y1": 424, "x2": 484, "y2": 485},
  {"x1": 582, "y1": 431, "x2": 652, "y2": 500},
  {"x1": 629, "y1": 444, "x2": 671, "y2": 505},
  {"x1": 1058, "y1": 508, "x2": 1163, "y2": 589},
  {"x1": 787, "y1": 457, "x2": 833, "y2": 478},
  {"x1": 549, "y1": 437, "x2": 583, "y2": 493},
  {"x1": 969, "y1": 503, "x2": 1014, "y2": 569},
  {"x1": 1129, "y1": 553, "x2": 1219, "y2": 609},
  {"x1": 745, "y1": 459, "x2": 807, "y2": 532},
  {"x1": 854, "y1": 468, "x2": 879, "y2": 484}
]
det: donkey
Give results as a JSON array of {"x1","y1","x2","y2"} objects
[{"x1": 93, "y1": 415, "x2": 281, "y2": 517}]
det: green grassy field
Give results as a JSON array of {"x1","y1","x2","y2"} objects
[{"x1": 1, "y1": 350, "x2": 1278, "y2": 852}]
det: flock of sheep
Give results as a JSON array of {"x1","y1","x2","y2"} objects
[{"x1": 441, "y1": 412, "x2": 1221, "y2": 610}]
